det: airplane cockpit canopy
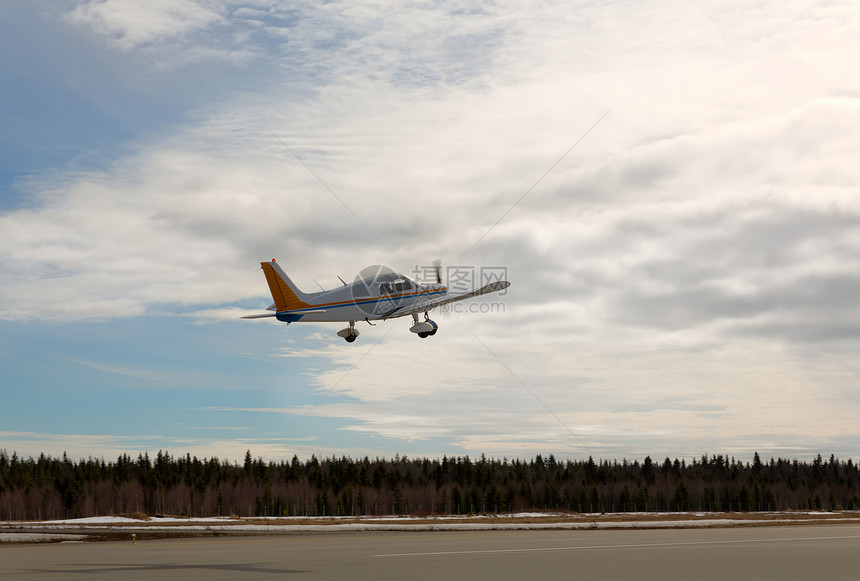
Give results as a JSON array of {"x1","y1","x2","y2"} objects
[{"x1": 380, "y1": 277, "x2": 413, "y2": 294}]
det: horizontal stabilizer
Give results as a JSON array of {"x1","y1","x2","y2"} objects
[{"x1": 240, "y1": 309, "x2": 326, "y2": 320}]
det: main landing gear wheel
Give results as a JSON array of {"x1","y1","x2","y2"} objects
[
  {"x1": 417, "y1": 326, "x2": 438, "y2": 338},
  {"x1": 410, "y1": 314, "x2": 438, "y2": 338},
  {"x1": 337, "y1": 321, "x2": 360, "y2": 343}
]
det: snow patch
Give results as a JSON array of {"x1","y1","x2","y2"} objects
[{"x1": 0, "y1": 532, "x2": 86, "y2": 543}]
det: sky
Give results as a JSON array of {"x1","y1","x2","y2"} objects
[{"x1": 2, "y1": 0, "x2": 860, "y2": 465}]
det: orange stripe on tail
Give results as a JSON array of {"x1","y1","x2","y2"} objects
[{"x1": 260, "y1": 261, "x2": 311, "y2": 312}]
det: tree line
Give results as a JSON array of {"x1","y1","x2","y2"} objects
[{"x1": 1, "y1": 450, "x2": 858, "y2": 521}]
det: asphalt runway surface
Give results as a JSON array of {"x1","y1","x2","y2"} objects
[{"x1": 2, "y1": 524, "x2": 860, "y2": 580}]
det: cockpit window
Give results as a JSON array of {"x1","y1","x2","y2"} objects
[{"x1": 380, "y1": 278, "x2": 412, "y2": 294}]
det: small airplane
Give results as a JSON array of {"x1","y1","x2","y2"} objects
[{"x1": 242, "y1": 259, "x2": 510, "y2": 342}]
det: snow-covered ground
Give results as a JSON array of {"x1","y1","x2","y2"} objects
[
  {"x1": 3, "y1": 512, "x2": 860, "y2": 543},
  {"x1": 0, "y1": 532, "x2": 86, "y2": 543}
]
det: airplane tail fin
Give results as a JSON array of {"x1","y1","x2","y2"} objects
[{"x1": 260, "y1": 260, "x2": 312, "y2": 312}]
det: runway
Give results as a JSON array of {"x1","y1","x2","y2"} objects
[{"x1": 2, "y1": 524, "x2": 860, "y2": 580}]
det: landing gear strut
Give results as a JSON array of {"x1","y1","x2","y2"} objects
[
  {"x1": 337, "y1": 321, "x2": 360, "y2": 343},
  {"x1": 409, "y1": 312, "x2": 438, "y2": 338}
]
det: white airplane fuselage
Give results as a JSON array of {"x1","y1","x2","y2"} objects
[{"x1": 275, "y1": 276, "x2": 447, "y2": 323}]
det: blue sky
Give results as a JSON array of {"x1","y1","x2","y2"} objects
[{"x1": 3, "y1": 0, "x2": 860, "y2": 464}]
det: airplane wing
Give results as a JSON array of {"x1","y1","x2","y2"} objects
[{"x1": 380, "y1": 281, "x2": 510, "y2": 319}]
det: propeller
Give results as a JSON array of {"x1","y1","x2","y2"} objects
[{"x1": 430, "y1": 258, "x2": 452, "y2": 320}]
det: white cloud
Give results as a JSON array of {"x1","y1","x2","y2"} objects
[{"x1": 69, "y1": 0, "x2": 224, "y2": 50}]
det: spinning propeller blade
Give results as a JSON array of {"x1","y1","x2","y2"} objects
[{"x1": 433, "y1": 259, "x2": 442, "y2": 284}]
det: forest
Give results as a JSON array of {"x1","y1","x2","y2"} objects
[{"x1": 1, "y1": 450, "x2": 859, "y2": 521}]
